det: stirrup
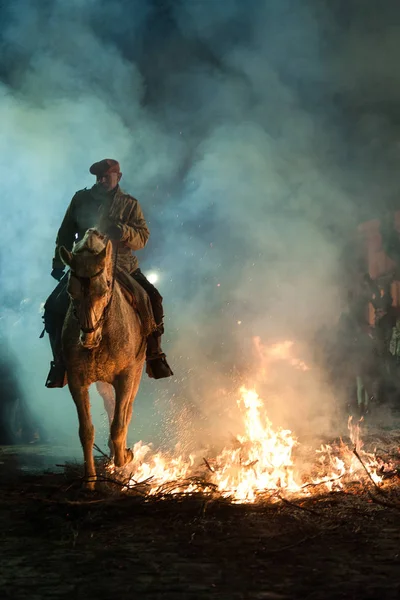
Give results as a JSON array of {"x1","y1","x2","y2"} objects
[
  {"x1": 146, "y1": 355, "x2": 174, "y2": 379},
  {"x1": 45, "y1": 361, "x2": 68, "y2": 388}
]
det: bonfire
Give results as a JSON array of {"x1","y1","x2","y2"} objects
[{"x1": 106, "y1": 339, "x2": 399, "y2": 503}]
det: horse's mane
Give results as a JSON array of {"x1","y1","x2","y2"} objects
[{"x1": 73, "y1": 228, "x2": 106, "y2": 256}]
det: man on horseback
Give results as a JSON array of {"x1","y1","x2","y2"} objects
[{"x1": 44, "y1": 158, "x2": 173, "y2": 388}]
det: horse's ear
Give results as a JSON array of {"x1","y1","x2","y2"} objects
[
  {"x1": 106, "y1": 239, "x2": 113, "y2": 262},
  {"x1": 97, "y1": 239, "x2": 113, "y2": 263},
  {"x1": 59, "y1": 246, "x2": 73, "y2": 267}
]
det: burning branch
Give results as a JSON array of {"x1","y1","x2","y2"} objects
[{"x1": 352, "y1": 448, "x2": 383, "y2": 494}]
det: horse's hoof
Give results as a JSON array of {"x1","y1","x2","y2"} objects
[
  {"x1": 125, "y1": 448, "x2": 134, "y2": 464},
  {"x1": 83, "y1": 478, "x2": 96, "y2": 492}
]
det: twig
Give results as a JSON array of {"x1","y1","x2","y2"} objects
[
  {"x1": 243, "y1": 460, "x2": 259, "y2": 469},
  {"x1": 64, "y1": 498, "x2": 110, "y2": 505},
  {"x1": 64, "y1": 479, "x2": 84, "y2": 493},
  {"x1": 277, "y1": 494, "x2": 320, "y2": 515},
  {"x1": 352, "y1": 448, "x2": 384, "y2": 494},
  {"x1": 203, "y1": 458, "x2": 215, "y2": 473},
  {"x1": 93, "y1": 476, "x2": 149, "y2": 493},
  {"x1": 367, "y1": 491, "x2": 400, "y2": 510},
  {"x1": 93, "y1": 444, "x2": 109, "y2": 459},
  {"x1": 254, "y1": 489, "x2": 281, "y2": 503},
  {"x1": 300, "y1": 474, "x2": 345, "y2": 491},
  {"x1": 128, "y1": 475, "x2": 155, "y2": 487}
]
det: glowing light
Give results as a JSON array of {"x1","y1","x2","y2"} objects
[{"x1": 146, "y1": 272, "x2": 159, "y2": 285}]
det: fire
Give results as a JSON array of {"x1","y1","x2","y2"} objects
[
  {"x1": 104, "y1": 340, "x2": 398, "y2": 502},
  {"x1": 210, "y1": 387, "x2": 300, "y2": 502},
  {"x1": 122, "y1": 441, "x2": 198, "y2": 494},
  {"x1": 108, "y1": 383, "x2": 392, "y2": 503}
]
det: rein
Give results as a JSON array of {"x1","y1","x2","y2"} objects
[{"x1": 72, "y1": 242, "x2": 119, "y2": 335}]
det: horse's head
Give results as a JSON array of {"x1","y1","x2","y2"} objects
[{"x1": 60, "y1": 229, "x2": 114, "y2": 349}]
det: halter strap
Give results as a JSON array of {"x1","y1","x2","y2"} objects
[
  {"x1": 70, "y1": 267, "x2": 105, "y2": 283},
  {"x1": 70, "y1": 242, "x2": 119, "y2": 335}
]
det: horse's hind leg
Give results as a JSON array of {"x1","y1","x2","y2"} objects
[
  {"x1": 96, "y1": 382, "x2": 115, "y2": 457},
  {"x1": 69, "y1": 382, "x2": 96, "y2": 490}
]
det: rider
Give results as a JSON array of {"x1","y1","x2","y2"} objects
[{"x1": 44, "y1": 158, "x2": 173, "y2": 387}]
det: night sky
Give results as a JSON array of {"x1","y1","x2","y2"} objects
[{"x1": 1, "y1": 0, "x2": 400, "y2": 449}]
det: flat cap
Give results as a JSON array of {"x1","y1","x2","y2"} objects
[{"x1": 89, "y1": 158, "x2": 120, "y2": 176}]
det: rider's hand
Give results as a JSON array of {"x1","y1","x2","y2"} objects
[
  {"x1": 51, "y1": 268, "x2": 65, "y2": 281},
  {"x1": 104, "y1": 222, "x2": 123, "y2": 241}
]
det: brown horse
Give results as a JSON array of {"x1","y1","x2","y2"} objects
[{"x1": 59, "y1": 228, "x2": 145, "y2": 490}]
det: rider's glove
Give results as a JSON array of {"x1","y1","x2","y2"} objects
[
  {"x1": 51, "y1": 268, "x2": 65, "y2": 281},
  {"x1": 104, "y1": 222, "x2": 123, "y2": 241}
]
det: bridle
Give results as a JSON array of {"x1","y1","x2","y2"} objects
[
  {"x1": 70, "y1": 244, "x2": 118, "y2": 335},
  {"x1": 71, "y1": 268, "x2": 110, "y2": 334}
]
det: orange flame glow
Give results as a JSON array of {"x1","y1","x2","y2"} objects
[
  {"x1": 107, "y1": 384, "x2": 390, "y2": 503},
  {"x1": 104, "y1": 339, "x2": 395, "y2": 502}
]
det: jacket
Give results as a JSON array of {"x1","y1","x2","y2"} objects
[{"x1": 52, "y1": 185, "x2": 150, "y2": 274}]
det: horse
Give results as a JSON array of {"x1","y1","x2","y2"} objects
[{"x1": 59, "y1": 228, "x2": 146, "y2": 490}]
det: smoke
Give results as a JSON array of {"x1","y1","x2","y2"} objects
[{"x1": 1, "y1": 0, "x2": 398, "y2": 454}]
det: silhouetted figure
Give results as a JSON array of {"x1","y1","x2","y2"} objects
[{"x1": 0, "y1": 344, "x2": 40, "y2": 444}]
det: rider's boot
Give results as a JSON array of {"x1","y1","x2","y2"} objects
[
  {"x1": 45, "y1": 361, "x2": 67, "y2": 388},
  {"x1": 45, "y1": 329, "x2": 67, "y2": 388},
  {"x1": 145, "y1": 326, "x2": 173, "y2": 379}
]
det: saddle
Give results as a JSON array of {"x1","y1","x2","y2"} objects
[
  {"x1": 115, "y1": 268, "x2": 157, "y2": 337},
  {"x1": 116, "y1": 271, "x2": 137, "y2": 308}
]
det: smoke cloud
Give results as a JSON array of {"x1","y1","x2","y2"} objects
[{"x1": 1, "y1": 0, "x2": 398, "y2": 455}]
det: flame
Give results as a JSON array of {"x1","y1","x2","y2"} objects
[
  {"x1": 104, "y1": 339, "x2": 397, "y2": 502},
  {"x1": 123, "y1": 441, "x2": 197, "y2": 494},
  {"x1": 210, "y1": 387, "x2": 300, "y2": 502},
  {"x1": 107, "y1": 383, "x2": 392, "y2": 503}
]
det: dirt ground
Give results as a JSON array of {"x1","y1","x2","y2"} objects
[{"x1": 0, "y1": 445, "x2": 400, "y2": 600}]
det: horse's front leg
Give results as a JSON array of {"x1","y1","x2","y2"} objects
[
  {"x1": 111, "y1": 374, "x2": 135, "y2": 467},
  {"x1": 69, "y1": 381, "x2": 96, "y2": 490},
  {"x1": 96, "y1": 381, "x2": 115, "y2": 457}
]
